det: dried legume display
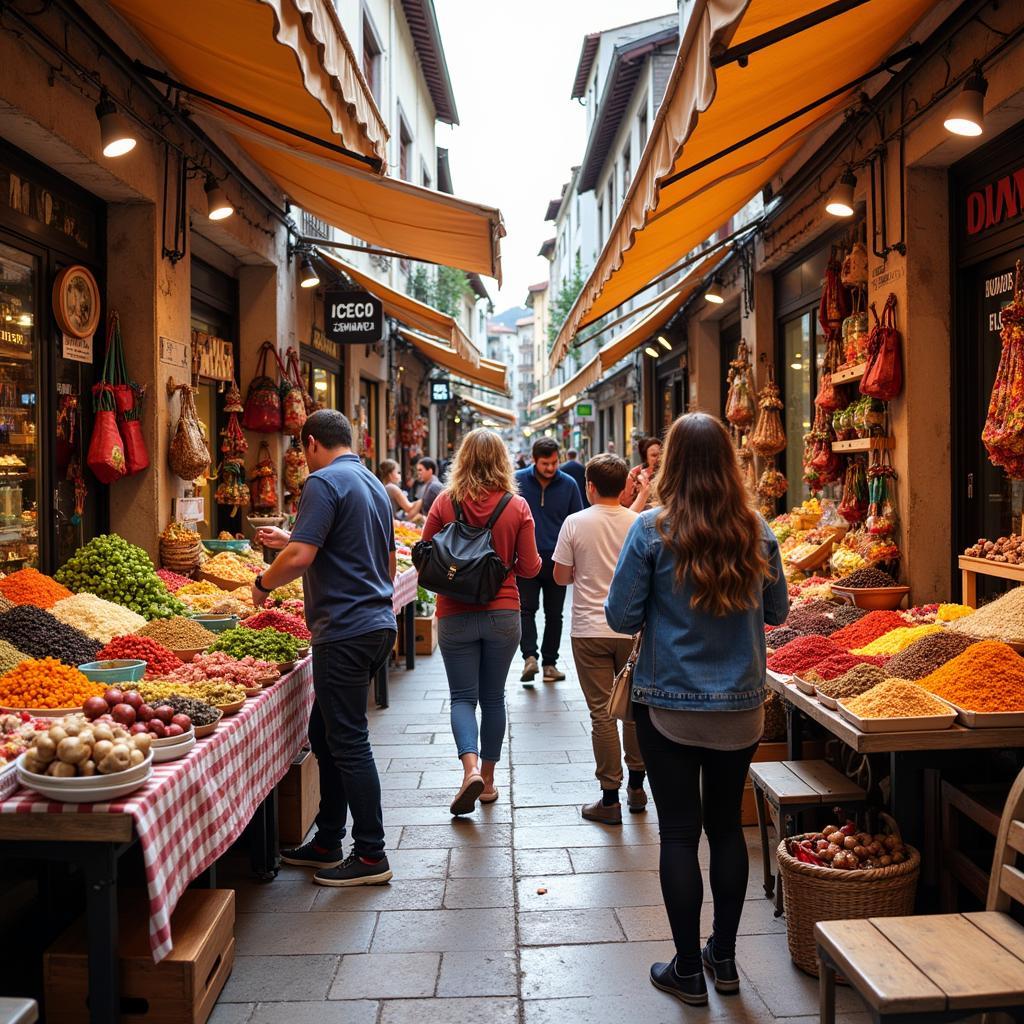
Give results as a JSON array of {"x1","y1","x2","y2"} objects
[
  {"x1": 830, "y1": 605, "x2": 868, "y2": 628},
  {"x1": 176, "y1": 580, "x2": 226, "y2": 597},
  {"x1": 0, "y1": 658, "x2": 105, "y2": 709},
  {"x1": 201, "y1": 552, "x2": 261, "y2": 584},
  {"x1": 50, "y1": 593, "x2": 147, "y2": 643},
  {"x1": 836, "y1": 566, "x2": 898, "y2": 588},
  {"x1": 0, "y1": 593, "x2": 13, "y2": 614},
  {"x1": 139, "y1": 678, "x2": 246, "y2": 707},
  {"x1": 815, "y1": 663, "x2": 888, "y2": 699},
  {"x1": 0, "y1": 639, "x2": 29, "y2": 675},
  {"x1": 882, "y1": 632, "x2": 977, "y2": 681},
  {"x1": 918, "y1": 640, "x2": 1024, "y2": 712},
  {"x1": 96, "y1": 635, "x2": 183, "y2": 678},
  {"x1": 0, "y1": 606, "x2": 100, "y2": 666},
  {"x1": 242, "y1": 609, "x2": 311, "y2": 641},
  {"x1": 206, "y1": 626, "x2": 303, "y2": 662},
  {"x1": 852, "y1": 623, "x2": 943, "y2": 657},
  {"x1": 830, "y1": 610, "x2": 908, "y2": 649},
  {"x1": 767, "y1": 635, "x2": 843, "y2": 675},
  {"x1": 160, "y1": 694, "x2": 220, "y2": 726},
  {"x1": 0, "y1": 568, "x2": 73, "y2": 609},
  {"x1": 841, "y1": 679, "x2": 952, "y2": 718},
  {"x1": 948, "y1": 586, "x2": 1024, "y2": 642},
  {"x1": 135, "y1": 616, "x2": 218, "y2": 650},
  {"x1": 168, "y1": 652, "x2": 278, "y2": 688}
]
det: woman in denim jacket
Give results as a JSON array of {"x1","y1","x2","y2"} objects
[{"x1": 606, "y1": 412, "x2": 788, "y2": 1007}]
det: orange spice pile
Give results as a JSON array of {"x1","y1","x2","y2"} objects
[
  {"x1": 0, "y1": 658, "x2": 104, "y2": 709},
  {"x1": 0, "y1": 568, "x2": 72, "y2": 609},
  {"x1": 918, "y1": 640, "x2": 1024, "y2": 712}
]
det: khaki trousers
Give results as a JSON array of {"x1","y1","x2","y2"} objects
[{"x1": 571, "y1": 635, "x2": 645, "y2": 790}]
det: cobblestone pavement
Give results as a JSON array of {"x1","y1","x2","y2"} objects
[{"x1": 213, "y1": 646, "x2": 871, "y2": 1024}]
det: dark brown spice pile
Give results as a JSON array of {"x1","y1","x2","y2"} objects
[
  {"x1": 766, "y1": 626, "x2": 802, "y2": 649},
  {"x1": 830, "y1": 605, "x2": 868, "y2": 627},
  {"x1": 815, "y1": 663, "x2": 888, "y2": 699},
  {"x1": 882, "y1": 632, "x2": 978, "y2": 681},
  {"x1": 838, "y1": 567, "x2": 899, "y2": 589}
]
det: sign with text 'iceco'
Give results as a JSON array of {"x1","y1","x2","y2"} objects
[{"x1": 324, "y1": 290, "x2": 383, "y2": 345}]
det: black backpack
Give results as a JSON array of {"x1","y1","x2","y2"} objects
[{"x1": 412, "y1": 493, "x2": 513, "y2": 604}]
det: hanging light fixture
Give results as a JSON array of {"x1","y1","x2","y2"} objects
[
  {"x1": 644, "y1": 345, "x2": 660, "y2": 358},
  {"x1": 657, "y1": 335, "x2": 672, "y2": 351},
  {"x1": 205, "y1": 176, "x2": 234, "y2": 221},
  {"x1": 944, "y1": 69, "x2": 988, "y2": 137},
  {"x1": 704, "y1": 276, "x2": 725, "y2": 304},
  {"x1": 825, "y1": 169, "x2": 857, "y2": 217},
  {"x1": 95, "y1": 92, "x2": 137, "y2": 158},
  {"x1": 299, "y1": 253, "x2": 320, "y2": 289}
]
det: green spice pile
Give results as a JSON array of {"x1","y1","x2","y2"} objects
[
  {"x1": 0, "y1": 638, "x2": 28, "y2": 674},
  {"x1": 882, "y1": 632, "x2": 978, "y2": 681},
  {"x1": 136, "y1": 616, "x2": 217, "y2": 650},
  {"x1": 206, "y1": 626, "x2": 303, "y2": 663},
  {"x1": 815, "y1": 663, "x2": 888, "y2": 699}
]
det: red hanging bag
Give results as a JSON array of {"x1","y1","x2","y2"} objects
[
  {"x1": 861, "y1": 294, "x2": 903, "y2": 401},
  {"x1": 105, "y1": 312, "x2": 150, "y2": 475},
  {"x1": 242, "y1": 341, "x2": 283, "y2": 433},
  {"x1": 87, "y1": 383, "x2": 127, "y2": 484}
]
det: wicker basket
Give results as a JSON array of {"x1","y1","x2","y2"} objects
[
  {"x1": 776, "y1": 828, "x2": 920, "y2": 976},
  {"x1": 160, "y1": 536, "x2": 203, "y2": 574}
]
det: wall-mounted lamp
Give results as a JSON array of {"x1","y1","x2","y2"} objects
[
  {"x1": 944, "y1": 70, "x2": 988, "y2": 137},
  {"x1": 299, "y1": 253, "x2": 320, "y2": 289},
  {"x1": 96, "y1": 92, "x2": 137, "y2": 158},
  {"x1": 205, "y1": 176, "x2": 234, "y2": 221},
  {"x1": 704, "y1": 277, "x2": 725, "y2": 304},
  {"x1": 825, "y1": 169, "x2": 857, "y2": 217},
  {"x1": 644, "y1": 346, "x2": 659, "y2": 358},
  {"x1": 657, "y1": 335, "x2": 672, "y2": 351}
]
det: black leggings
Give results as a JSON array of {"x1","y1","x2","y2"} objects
[{"x1": 634, "y1": 702, "x2": 758, "y2": 967}]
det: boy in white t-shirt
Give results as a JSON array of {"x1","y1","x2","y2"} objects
[{"x1": 552, "y1": 454, "x2": 646, "y2": 824}]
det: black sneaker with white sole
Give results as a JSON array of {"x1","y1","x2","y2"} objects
[
  {"x1": 313, "y1": 851, "x2": 393, "y2": 887},
  {"x1": 280, "y1": 839, "x2": 343, "y2": 869},
  {"x1": 649, "y1": 959, "x2": 708, "y2": 1006},
  {"x1": 702, "y1": 939, "x2": 740, "y2": 993}
]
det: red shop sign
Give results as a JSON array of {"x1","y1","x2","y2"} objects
[{"x1": 966, "y1": 167, "x2": 1024, "y2": 236}]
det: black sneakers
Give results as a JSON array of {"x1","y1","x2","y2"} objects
[
  {"x1": 280, "y1": 839, "x2": 342, "y2": 869},
  {"x1": 702, "y1": 939, "x2": 740, "y2": 994},
  {"x1": 649, "y1": 959, "x2": 708, "y2": 1006},
  {"x1": 313, "y1": 851, "x2": 393, "y2": 887}
]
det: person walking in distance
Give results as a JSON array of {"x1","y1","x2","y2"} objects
[
  {"x1": 560, "y1": 448, "x2": 589, "y2": 508},
  {"x1": 552, "y1": 454, "x2": 646, "y2": 824},
  {"x1": 605, "y1": 413, "x2": 788, "y2": 1005},
  {"x1": 254, "y1": 410, "x2": 397, "y2": 887},
  {"x1": 515, "y1": 438, "x2": 583, "y2": 685},
  {"x1": 622, "y1": 436, "x2": 662, "y2": 512},
  {"x1": 416, "y1": 457, "x2": 444, "y2": 517},
  {"x1": 422, "y1": 429, "x2": 541, "y2": 814}
]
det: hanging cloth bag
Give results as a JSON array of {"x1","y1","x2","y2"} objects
[
  {"x1": 278, "y1": 347, "x2": 307, "y2": 435},
  {"x1": 86, "y1": 382, "x2": 127, "y2": 484},
  {"x1": 242, "y1": 341, "x2": 283, "y2": 433},
  {"x1": 287, "y1": 347, "x2": 317, "y2": 416},
  {"x1": 105, "y1": 313, "x2": 150, "y2": 475},
  {"x1": 249, "y1": 441, "x2": 279, "y2": 511},
  {"x1": 861, "y1": 294, "x2": 903, "y2": 401},
  {"x1": 169, "y1": 384, "x2": 212, "y2": 481}
]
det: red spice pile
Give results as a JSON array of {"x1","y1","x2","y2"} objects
[
  {"x1": 767, "y1": 635, "x2": 843, "y2": 675},
  {"x1": 806, "y1": 651, "x2": 889, "y2": 681},
  {"x1": 242, "y1": 609, "x2": 311, "y2": 641},
  {"x1": 829, "y1": 611, "x2": 908, "y2": 650},
  {"x1": 156, "y1": 569, "x2": 192, "y2": 593},
  {"x1": 98, "y1": 635, "x2": 184, "y2": 678}
]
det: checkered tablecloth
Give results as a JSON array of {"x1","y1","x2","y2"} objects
[
  {"x1": 393, "y1": 566, "x2": 418, "y2": 612},
  {"x1": 0, "y1": 657, "x2": 315, "y2": 961}
]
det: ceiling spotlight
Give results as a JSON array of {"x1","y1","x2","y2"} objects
[
  {"x1": 299, "y1": 254, "x2": 320, "y2": 289},
  {"x1": 825, "y1": 169, "x2": 857, "y2": 217},
  {"x1": 944, "y1": 70, "x2": 988, "y2": 137},
  {"x1": 658, "y1": 335, "x2": 672, "y2": 351},
  {"x1": 704, "y1": 276, "x2": 725, "y2": 304},
  {"x1": 95, "y1": 92, "x2": 137, "y2": 158},
  {"x1": 205, "y1": 176, "x2": 234, "y2": 221},
  {"x1": 644, "y1": 346, "x2": 660, "y2": 358}
]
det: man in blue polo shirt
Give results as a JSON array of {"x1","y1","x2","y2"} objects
[
  {"x1": 515, "y1": 437, "x2": 583, "y2": 685},
  {"x1": 252, "y1": 410, "x2": 396, "y2": 888}
]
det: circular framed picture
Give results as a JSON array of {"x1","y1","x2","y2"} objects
[{"x1": 52, "y1": 264, "x2": 100, "y2": 339}]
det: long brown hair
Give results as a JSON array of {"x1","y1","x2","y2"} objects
[
  {"x1": 447, "y1": 429, "x2": 517, "y2": 503},
  {"x1": 653, "y1": 413, "x2": 770, "y2": 616}
]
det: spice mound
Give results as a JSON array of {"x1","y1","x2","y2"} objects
[
  {"x1": 883, "y1": 632, "x2": 977, "y2": 681},
  {"x1": 767, "y1": 635, "x2": 843, "y2": 675},
  {"x1": 50, "y1": 593, "x2": 147, "y2": 644},
  {"x1": 155, "y1": 569, "x2": 193, "y2": 593},
  {"x1": 167, "y1": 652, "x2": 277, "y2": 689},
  {"x1": 830, "y1": 605, "x2": 868, "y2": 628},
  {"x1": 97, "y1": 635, "x2": 183, "y2": 678},
  {"x1": 830, "y1": 610, "x2": 908, "y2": 650},
  {"x1": 135, "y1": 616, "x2": 218, "y2": 651},
  {"x1": 160, "y1": 694, "x2": 220, "y2": 726},
  {"x1": 139, "y1": 678, "x2": 246, "y2": 707},
  {"x1": 242, "y1": 609, "x2": 311, "y2": 641},
  {"x1": 936, "y1": 603, "x2": 973, "y2": 622},
  {"x1": 176, "y1": 580, "x2": 226, "y2": 597},
  {"x1": 948, "y1": 586, "x2": 1024, "y2": 643},
  {"x1": 852, "y1": 623, "x2": 943, "y2": 657},
  {"x1": 0, "y1": 568, "x2": 73, "y2": 609},
  {"x1": 201, "y1": 552, "x2": 261, "y2": 584},
  {"x1": 816, "y1": 663, "x2": 888, "y2": 700},
  {"x1": 0, "y1": 658, "x2": 105, "y2": 710},
  {"x1": 841, "y1": 679, "x2": 952, "y2": 719},
  {"x1": 0, "y1": 605, "x2": 100, "y2": 666},
  {"x1": 766, "y1": 626, "x2": 803, "y2": 650},
  {"x1": 836, "y1": 567, "x2": 899, "y2": 589},
  {"x1": 804, "y1": 652, "x2": 888, "y2": 683},
  {"x1": 918, "y1": 640, "x2": 1024, "y2": 713}
]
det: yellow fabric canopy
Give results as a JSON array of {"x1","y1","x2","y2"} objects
[
  {"x1": 528, "y1": 408, "x2": 562, "y2": 431},
  {"x1": 528, "y1": 385, "x2": 560, "y2": 412},
  {"x1": 400, "y1": 329, "x2": 509, "y2": 395},
  {"x1": 110, "y1": 0, "x2": 387, "y2": 167},
  {"x1": 555, "y1": 0, "x2": 935, "y2": 350},
  {"x1": 321, "y1": 252, "x2": 478, "y2": 364},
  {"x1": 461, "y1": 395, "x2": 516, "y2": 424}
]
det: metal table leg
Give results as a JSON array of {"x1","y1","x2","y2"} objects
[
  {"x1": 404, "y1": 602, "x2": 416, "y2": 671},
  {"x1": 248, "y1": 787, "x2": 280, "y2": 881}
]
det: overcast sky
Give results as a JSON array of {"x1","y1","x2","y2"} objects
[{"x1": 434, "y1": 1, "x2": 675, "y2": 314}]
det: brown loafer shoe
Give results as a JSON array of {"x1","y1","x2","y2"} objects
[
  {"x1": 582, "y1": 798, "x2": 622, "y2": 824},
  {"x1": 543, "y1": 665, "x2": 566, "y2": 682},
  {"x1": 627, "y1": 787, "x2": 648, "y2": 813},
  {"x1": 450, "y1": 774, "x2": 484, "y2": 816}
]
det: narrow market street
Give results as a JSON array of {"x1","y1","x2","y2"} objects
[{"x1": 211, "y1": 642, "x2": 870, "y2": 1024}]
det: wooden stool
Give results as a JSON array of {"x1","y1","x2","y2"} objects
[
  {"x1": 749, "y1": 760, "x2": 866, "y2": 916},
  {"x1": 816, "y1": 767, "x2": 1024, "y2": 1023},
  {"x1": 940, "y1": 780, "x2": 1007, "y2": 910}
]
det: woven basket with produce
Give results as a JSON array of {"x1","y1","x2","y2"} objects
[
  {"x1": 777, "y1": 814, "x2": 919, "y2": 976},
  {"x1": 159, "y1": 522, "x2": 202, "y2": 574}
]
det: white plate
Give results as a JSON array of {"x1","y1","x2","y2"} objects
[
  {"x1": 17, "y1": 766, "x2": 153, "y2": 802},
  {"x1": 793, "y1": 676, "x2": 816, "y2": 695},
  {"x1": 150, "y1": 726, "x2": 195, "y2": 748},
  {"x1": 940, "y1": 700, "x2": 1024, "y2": 729},
  {"x1": 15, "y1": 749, "x2": 152, "y2": 787},
  {"x1": 837, "y1": 701, "x2": 956, "y2": 733},
  {"x1": 152, "y1": 733, "x2": 195, "y2": 763}
]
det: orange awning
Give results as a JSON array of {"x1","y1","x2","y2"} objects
[
  {"x1": 322, "y1": 252, "x2": 478, "y2": 364},
  {"x1": 399, "y1": 329, "x2": 509, "y2": 395},
  {"x1": 554, "y1": 0, "x2": 935, "y2": 353},
  {"x1": 461, "y1": 395, "x2": 516, "y2": 424},
  {"x1": 528, "y1": 385, "x2": 560, "y2": 412}
]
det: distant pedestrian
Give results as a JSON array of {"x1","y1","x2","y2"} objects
[
  {"x1": 255, "y1": 410, "x2": 397, "y2": 887},
  {"x1": 515, "y1": 438, "x2": 583, "y2": 685},
  {"x1": 622, "y1": 436, "x2": 662, "y2": 511},
  {"x1": 416, "y1": 457, "x2": 444, "y2": 516},
  {"x1": 552, "y1": 454, "x2": 645, "y2": 824},
  {"x1": 605, "y1": 440, "x2": 616, "y2": 454},
  {"x1": 422, "y1": 429, "x2": 541, "y2": 815},
  {"x1": 515, "y1": 452, "x2": 527, "y2": 469},
  {"x1": 605, "y1": 413, "x2": 788, "y2": 1006},
  {"x1": 408, "y1": 454, "x2": 424, "y2": 500},
  {"x1": 378, "y1": 459, "x2": 422, "y2": 521},
  {"x1": 561, "y1": 448, "x2": 589, "y2": 508}
]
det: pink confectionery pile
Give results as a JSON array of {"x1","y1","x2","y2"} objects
[
  {"x1": 166, "y1": 651, "x2": 279, "y2": 688},
  {"x1": 156, "y1": 569, "x2": 193, "y2": 593},
  {"x1": 242, "y1": 609, "x2": 311, "y2": 641}
]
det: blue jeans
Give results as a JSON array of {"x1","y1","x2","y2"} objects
[{"x1": 438, "y1": 610, "x2": 521, "y2": 763}]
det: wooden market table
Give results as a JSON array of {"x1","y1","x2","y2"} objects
[
  {"x1": 958, "y1": 555, "x2": 1024, "y2": 607},
  {"x1": 373, "y1": 566, "x2": 419, "y2": 709},
  {"x1": 0, "y1": 659, "x2": 314, "y2": 1024}
]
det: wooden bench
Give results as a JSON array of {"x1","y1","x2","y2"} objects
[
  {"x1": 816, "y1": 767, "x2": 1024, "y2": 1023},
  {"x1": 750, "y1": 759, "x2": 866, "y2": 916}
]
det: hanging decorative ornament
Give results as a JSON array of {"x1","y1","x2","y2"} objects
[
  {"x1": 223, "y1": 379, "x2": 243, "y2": 414},
  {"x1": 725, "y1": 340, "x2": 756, "y2": 430},
  {"x1": 748, "y1": 366, "x2": 786, "y2": 457}
]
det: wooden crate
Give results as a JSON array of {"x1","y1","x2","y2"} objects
[
  {"x1": 742, "y1": 740, "x2": 826, "y2": 826},
  {"x1": 278, "y1": 748, "x2": 320, "y2": 845},
  {"x1": 44, "y1": 889, "x2": 235, "y2": 1024},
  {"x1": 398, "y1": 614, "x2": 438, "y2": 656}
]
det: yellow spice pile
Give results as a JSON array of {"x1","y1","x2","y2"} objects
[
  {"x1": 842, "y1": 678, "x2": 952, "y2": 719},
  {"x1": 852, "y1": 623, "x2": 943, "y2": 657}
]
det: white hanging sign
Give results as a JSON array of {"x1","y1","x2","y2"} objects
[{"x1": 62, "y1": 332, "x2": 93, "y2": 364}]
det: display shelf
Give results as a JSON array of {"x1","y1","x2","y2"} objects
[
  {"x1": 958, "y1": 555, "x2": 1024, "y2": 608},
  {"x1": 832, "y1": 362, "x2": 868, "y2": 385},
  {"x1": 832, "y1": 436, "x2": 894, "y2": 453}
]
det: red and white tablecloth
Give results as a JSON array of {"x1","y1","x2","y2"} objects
[
  {"x1": 392, "y1": 566, "x2": 418, "y2": 612},
  {"x1": 0, "y1": 658, "x2": 315, "y2": 962}
]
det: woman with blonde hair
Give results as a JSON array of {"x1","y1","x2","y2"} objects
[
  {"x1": 606, "y1": 412, "x2": 788, "y2": 1006},
  {"x1": 422, "y1": 429, "x2": 541, "y2": 815}
]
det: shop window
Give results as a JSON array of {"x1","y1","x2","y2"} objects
[
  {"x1": 398, "y1": 110, "x2": 413, "y2": 182},
  {"x1": 622, "y1": 141, "x2": 631, "y2": 197},
  {"x1": 362, "y1": 10, "x2": 383, "y2": 104}
]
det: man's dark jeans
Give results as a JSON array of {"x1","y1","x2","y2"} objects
[
  {"x1": 518, "y1": 556, "x2": 567, "y2": 667},
  {"x1": 308, "y1": 629, "x2": 395, "y2": 858}
]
